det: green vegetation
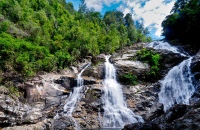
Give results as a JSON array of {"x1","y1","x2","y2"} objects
[
  {"x1": 0, "y1": 0, "x2": 152, "y2": 79},
  {"x1": 136, "y1": 49, "x2": 160, "y2": 78},
  {"x1": 119, "y1": 73, "x2": 138, "y2": 85},
  {"x1": 162, "y1": 0, "x2": 200, "y2": 50},
  {"x1": 2, "y1": 81, "x2": 21, "y2": 98}
]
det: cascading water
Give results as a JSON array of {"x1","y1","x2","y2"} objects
[
  {"x1": 101, "y1": 55, "x2": 143, "y2": 128},
  {"x1": 63, "y1": 74, "x2": 84, "y2": 116},
  {"x1": 146, "y1": 41, "x2": 188, "y2": 56},
  {"x1": 147, "y1": 41, "x2": 196, "y2": 112},
  {"x1": 158, "y1": 57, "x2": 195, "y2": 112},
  {"x1": 63, "y1": 63, "x2": 90, "y2": 129}
]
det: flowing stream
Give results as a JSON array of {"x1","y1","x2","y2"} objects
[
  {"x1": 101, "y1": 55, "x2": 143, "y2": 128},
  {"x1": 146, "y1": 41, "x2": 195, "y2": 112},
  {"x1": 63, "y1": 63, "x2": 90, "y2": 129}
]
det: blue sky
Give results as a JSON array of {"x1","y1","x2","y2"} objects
[{"x1": 66, "y1": 0, "x2": 176, "y2": 40}]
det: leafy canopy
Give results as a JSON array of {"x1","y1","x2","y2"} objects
[{"x1": 0, "y1": 0, "x2": 152, "y2": 78}]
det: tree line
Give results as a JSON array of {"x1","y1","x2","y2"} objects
[{"x1": 0, "y1": 0, "x2": 151, "y2": 77}]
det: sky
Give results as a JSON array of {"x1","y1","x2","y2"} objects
[{"x1": 66, "y1": 0, "x2": 176, "y2": 40}]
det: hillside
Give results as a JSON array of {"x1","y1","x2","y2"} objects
[{"x1": 0, "y1": 0, "x2": 151, "y2": 78}]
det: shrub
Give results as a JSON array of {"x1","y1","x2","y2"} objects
[
  {"x1": 119, "y1": 73, "x2": 138, "y2": 85},
  {"x1": 136, "y1": 48, "x2": 160, "y2": 78}
]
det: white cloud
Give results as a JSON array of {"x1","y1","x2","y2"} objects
[
  {"x1": 84, "y1": 1, "x2": 103, "y2": 11},
  {"x1": 118, "y1": 0, "x2": 176, "y2": 38},
  {"x1": 84, "y1": 0, "x2": 121, "y2": 11},
  {"x1": 84, "y1": 0, "x2": 176, "y2": 39}
]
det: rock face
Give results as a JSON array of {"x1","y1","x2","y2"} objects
[
  {"x1": 52, "y1": 84, "x2": 103, "y2": 129},
  {"x1": 111, "y1": 45, "x2": 150, "y2": 78},
  {"x1": 123, "y1": 102, "x2": 200, "y2": 130},
  {"x1": 115, "y1": 60, "x2": 149, "y2": 77},
  {"x1": 123, "y1": 83, "x2": 161, "y2": 120},
  {"x1": 123, "y1": 50, "x2": 200, "y2": 130},
  {"x1": 0, "y1": 70, "x2": 103, "y2": 129},
  {"x1": 0, "y1": 89, "x2": 45, "y2": 127},
  {"x1": 1, "y1": 43, "x2": 199, "y2": 130},
  {"x1": 157, "y1": 49, "x2": 187, "y2": 78}
]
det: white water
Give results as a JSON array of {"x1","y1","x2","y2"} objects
[
  {"x1": 63, "y1": 63, "x2": 90, "y2": 129},
  {"x1": 147, "y1": 41, "x2": 195, "y2": 112},
  {"x1": 101, "y1": 55, "x2": 143, "y2": 128},
  {"x1": 158, "y1": 57, "x2": 195, "y2": 112},
  {"x1": 146, "y1": 41, "x2": 187, "y2": 56}
]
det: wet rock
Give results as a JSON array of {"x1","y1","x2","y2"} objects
[
  {"x1": 53, "y1": 117, "x2": 75, "y2": 130},
  {"x1": 145, "y1": 102, "x2": 164, "y2": 121},
  {"x1": 154, "y1": 49, "x2": 186, "y2": 78},
  {"x1": 82, "y1": 64, "x2": 105, "y2": 79},
  {"x1": 123, "y1": 122, "x2": 162, "y2": 130},
  {"x1": 190, "y1": 51, "x2": 200, "y2": 101},
  {"x1": 55, "y1": 76, "x2": 98, "y2": 89},
  {"x1": 54, "y1": 76, "x2": 76, "y2": 90},
  {"x1": 45, "y1": 97, "x2": 61, "y2": 108},
  {"x1": 123, "y1": 103, "x2": 200, "y2": 130},
  {"x1": 191, "y1": 51, "x2": 200, "y2": 80}
]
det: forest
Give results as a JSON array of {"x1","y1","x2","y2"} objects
[
  {"x1": 0, "y1": 0, "x2": 152, "y2": 77},
  {"x1": 0, "y1": 0, "x2": 199, "y2": 78},
  {"x1": 162, "y1": 0, "x2": 200, "y2": 49}
]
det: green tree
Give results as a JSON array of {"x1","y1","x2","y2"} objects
[{"x1": 162, "y1": 0, "x2": 200, "y2": 49}]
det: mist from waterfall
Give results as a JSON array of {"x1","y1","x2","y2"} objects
[
  {"x1": 158, "y1": 57, "x2": 195, "y2": 112},
  {"x1": 101, "y1": 55, "x2": 143, "y2": 128}
]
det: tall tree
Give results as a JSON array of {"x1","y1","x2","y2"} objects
[{"x1": 162, "y1": 0, "x2": 200, "y2": 49}]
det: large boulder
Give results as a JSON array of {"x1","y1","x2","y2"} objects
[
  {"x1": 114, "y1": 60, "x2": 149, "y2": 77},
  {"x1": 82, "y1": 64, "x2": 105, "y2": 79},
  {"x1": 54, "y1": 75, "x2": 99, "y2": 89},
  {"x1": 111, "y1": 48, "x2": 150, "y2": 78}
]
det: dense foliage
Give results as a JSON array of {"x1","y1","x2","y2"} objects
[
  {"x1": 0, "y1": 0, "x2": 152, "y2": 77},
  {"x1": 119, "y1": 73, "x2": 138, "y2": 85},
  {"x1": 162, "y1": 0, "x2": 200, "y2": 49},
  {"x1": 135, "y1": 49, "x2": 160, "y2": 79}
]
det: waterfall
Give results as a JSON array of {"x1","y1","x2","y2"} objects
[
  {"x1": 146, "y1": 41, "x2": 195, "y2": 112},
  {"x1": 63, "y1": 63, "x2": 90, "y2": 129},
  {"x1": 158, "y1": 57, "x2": 195, "y2": 112},
  {"x1": 146, "y1": 41, "x2": 188, "y2": 56},
  {"x1": 101, "y1": 55, "x2": 143, "y2": 128}
]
